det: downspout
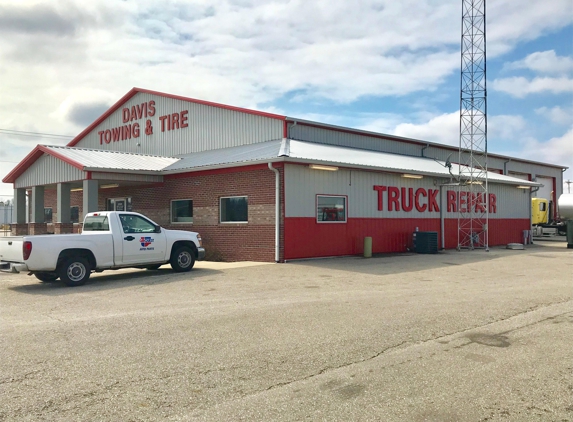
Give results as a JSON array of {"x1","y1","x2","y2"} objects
[
  {"x1": 440, "y1": 184, "x2": 445, "y2": 250},
  {"x1": 503, "y1": 159, "x2": 510, "y2": 175},
  {"x1": 268, "y1": 162, "x2": 280, "y2": 262},
  {"x1": 421, "y1": 144, "x2": 429, "y2": 157},
  {"x1": 529, "y1": 186, "x2": 539, "y2": 235}
]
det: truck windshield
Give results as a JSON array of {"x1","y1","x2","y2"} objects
[{"x1": 83, "y1": 216, "x2": 110, "y2": 231}]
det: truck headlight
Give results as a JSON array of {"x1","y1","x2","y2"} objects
[{"x1": 197, "y1": 235, "x2": 202, "y2": 247}]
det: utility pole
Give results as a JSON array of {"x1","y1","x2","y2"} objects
[
  {"x1": 566, "y1": 179, "x2": 572, "y2": 194},
  {"x1": 458, "y1": 0, "x2": 488, "y2": 251}
]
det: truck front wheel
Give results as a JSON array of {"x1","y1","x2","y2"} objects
[
  {"x1": 170, "y1": 246, "x2": 195, "y2": 272},
  {"x1": 59, "y1": 257, "x2": 91, "y2": 287}
]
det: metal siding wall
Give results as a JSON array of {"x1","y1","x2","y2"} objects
[
  {"x1": 285, "y1": 164, "x2": 528, "y2": 220},
  {"x1": 289, "y1": 125, "x2": 422, "y2": 156},
  {"x1": 74, "y1": 92, "x2": 284, "y2": 156},
  {"x1": 15, "y1": 155, "x2": 84, "y2": 188}
]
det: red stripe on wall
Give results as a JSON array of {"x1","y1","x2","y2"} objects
[{"x1": 284, "y1": 217, "x2": 530, "y2": 260}]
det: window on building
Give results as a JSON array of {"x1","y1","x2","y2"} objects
[
  {"x1": 171, "y1": 199, "x2": 193, "y2": 223},
  {"x1": 317, "y1": 195, "x2": 347, "y2": 223},
  {"x1": 44, "y1": 207, "x2": 53, "y2": 223},
  {"x1": 70, "y1": 206, "x2": 80, "y2": 223},
  {"x1": 220, "y1": 196, "x2": 248, "y2": 223}
]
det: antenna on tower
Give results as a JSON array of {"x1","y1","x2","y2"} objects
[{"x1": 458, "y1": 0, "x2": 489, "y2": 251}]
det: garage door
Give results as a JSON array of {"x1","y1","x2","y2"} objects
[{"x1": 535, "y1": 176, "x2": 554, "y2": 201}]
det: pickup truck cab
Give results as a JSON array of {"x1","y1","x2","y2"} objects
[{"x1": 0, "y1": 211, "x2": 205, "y2": 286}]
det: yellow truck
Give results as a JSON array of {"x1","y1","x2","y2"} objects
[{"x1": 531, "y1": 197, "x2": 567, "y2": 236}]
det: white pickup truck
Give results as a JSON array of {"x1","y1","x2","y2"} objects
[{"x1": 0, "y1": 211, "x2": 205, "y2": 286}]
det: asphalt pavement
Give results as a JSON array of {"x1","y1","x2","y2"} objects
[{"x1": 1, "y1": 240, "x2": 571, "y2": 421}]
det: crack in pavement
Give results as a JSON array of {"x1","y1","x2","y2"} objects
[{"x1": 259, "y1": 300, "x2": 573, "y2": 393}]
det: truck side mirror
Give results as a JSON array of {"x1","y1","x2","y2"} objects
[{"x1": 155, "y1": 225, "x2": 161, "y2": 233}]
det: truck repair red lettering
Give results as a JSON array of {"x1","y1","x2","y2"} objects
[
  {"x1": 459, "y1": 191, "x2": 467, "y2": 212},
  {"x1": 489, "y1": 193, "x2": 497, "y2": 213},
  {"x1": 401, "y1": 187, "x2": 414, "y2": 212},
  {"x1": 475, "y1": 192, "x2": 486, "y2": 212},
  {"x1": 388, "y1": 187, "x2": 400, "y2": 211},
  {"x1": 447, "y1": 190, "x2": 456, "y2": 212},
  {"x1": 428, "y1": 189, "x2": 439, "y2": 212},
  {"x1": 415, "y1": 188, "x2": 427, "y2": 212},
  {"x1": 373, "y1": 185, "x2": 387, "y2": 211}
]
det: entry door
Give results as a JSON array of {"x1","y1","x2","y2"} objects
[
  {"x1": 118, "y1": 214, "x2": 167, "y2": 265},
  {"x1": 108, "y1": 198, "x2": 132, "y2": 212}
]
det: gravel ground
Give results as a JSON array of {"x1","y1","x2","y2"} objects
[{"x1": 0, "y1": 240, "x2": 571, "y2": 421}]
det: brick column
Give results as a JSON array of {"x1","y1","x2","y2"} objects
[
  {"x1": 54, "y1": 223, "x2": 74, "y2": 234},
  {"x1": 11, "y1": 224, "x2": 29, "y2": 236},
  {"x1": 28, "y1": 223, "x2": 48, "y2": 235}
]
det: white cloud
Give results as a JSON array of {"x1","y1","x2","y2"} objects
[
  {"x1": 491, "y1": 76, "x2": 573, "y2": 97},
  {"x1": 380, "y1": 112, "x2": 527, "y2": 147},
  {"x1": 392, "y1": 112, "x2": 459, "y2": 146},
  {"x1": 512, "y1": 127, "x2": 573, "y2": 189},
  {"x1": 535, "y1": 106, "x2": 573, "y2": 125},
  {"x1": 504, "y1": 50, "x2": 573, "y2": 74},
  {"x1": 488, "y1": 0, "x2": 573, "y2": 56}
]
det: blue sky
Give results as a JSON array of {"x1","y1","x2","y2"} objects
[{"x1": 0, "y1": 0, "x2": 572, "y2": 202}]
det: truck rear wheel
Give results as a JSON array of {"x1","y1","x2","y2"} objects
[
  {"x1": 35, "y1": 272, "x2": 58, "y2": 283},
  {"x1": 59, "y1": 257, "x2": 91, "y2": 287},
  {"x1": 170, "y1": 246, "x2": 195, "y2": 272}
]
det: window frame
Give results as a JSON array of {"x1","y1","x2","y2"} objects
[
  {"x1": 219, "y1": 195, "x2": 248, "y2": 224},
  {"x1": 170, "y1": 199, "x2": 194, "y2": 224},
  {"x1": 70, "y1": 206, "x2": 80, "y2": 224},
  {"x1": 316, "y1": 194, "x2": 348, "y2": 224},
  {"x1": 44, "y1": 207, "x2": 53, "y2": 223}
]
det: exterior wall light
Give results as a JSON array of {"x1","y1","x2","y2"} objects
[
  {"x1": 516, "y1": 185, "x2": 531, "y2": 189},
  {"x1": 309, "y1": 164, "x2": 339, "y2": 171},
  {"x1": 100, "y1": 184, "x2": 120, "y2": 189},
  {"x1": 466, "y1": 180, "x2": 483, "y2": 185},
  {"x1": 70, "y1": 187, "x2": 83, "y2": 192},
  {"x1": 401, "y1": 174, "x2": 423, "y2": 179}
]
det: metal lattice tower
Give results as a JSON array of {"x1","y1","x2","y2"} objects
[{"x1": 458, "y1": 0, "x2": 488, "y2": 251}]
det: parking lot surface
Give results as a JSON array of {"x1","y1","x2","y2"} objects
[{"x1": 1, "y1": 241, "x2": 572, "y2": 421}]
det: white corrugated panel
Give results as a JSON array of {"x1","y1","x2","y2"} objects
[
  {"x1": 164, "y1": 139, "x2": 282, "y2": 172},
  {"x1": 73, "y1": 92, "x2": 284, "y2": 156},
  {"x1": 15, "y1": 154, "x2": 85, "y2": 188},
  {"x1": 44, "y1": 146, "x2": 179, "y2": 172},
  {"x1": 289, "y1": 124, "x2": 423, "y2": 156}
]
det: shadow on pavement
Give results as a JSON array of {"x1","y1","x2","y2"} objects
[
  {"x1": 287, "y1": 241, "x2": 571, "y2": 277},
  {"x1": 7, "y1": 266, "x2": 221, "y2": 296}
]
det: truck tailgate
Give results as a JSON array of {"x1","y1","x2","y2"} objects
[{"x1": 0, "y1": 237, "x2": 24, "y2": 271}]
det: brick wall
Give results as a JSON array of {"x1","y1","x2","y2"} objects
[{"x1": 43, "y1": 165, "x2": 284, "y2": 262}]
